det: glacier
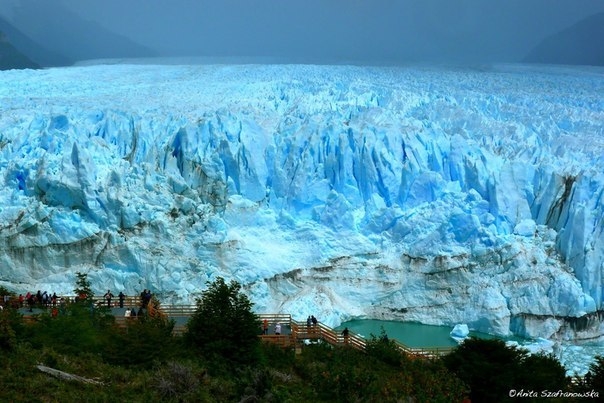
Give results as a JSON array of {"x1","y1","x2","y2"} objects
[{"x1": 0, "y1": 62, "x2": 603, "y2": 343}]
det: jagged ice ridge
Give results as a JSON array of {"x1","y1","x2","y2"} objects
[{"x1": 0, "y1": 63, "x2": 603, "y2": 343}]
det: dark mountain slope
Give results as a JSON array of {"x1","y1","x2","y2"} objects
[
  {"x1": 0, "y1": 31, "x2": 39, "y2": 70},
  {"x1": 0, "y1": 15, "x2": 69, "y2": 67},
  {"x1": 524, "y1": 12, "x2": 604, "y2": 66},
  {"x1": 4, "y1": 1, "x2": 156, "y2": 64}
]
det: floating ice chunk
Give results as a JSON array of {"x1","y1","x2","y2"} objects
[{"x1": 450, "y1": 323, "x2": 469, "y2": 343}]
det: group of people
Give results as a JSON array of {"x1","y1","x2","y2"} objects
[
  {"x1": 306, "y1": 315, "x2": 318, "y2": 329},
  {"x1": 262, "y1": 319, "x2": 286, "y2": 335},
  {"x1": 13, "y1": 291, "x2": 62, "y2": 312},
  {"x1": 260, "y1": 315, "x2": 321, "y2": 336},
  {"x1": 0, "y1": 288, "x2": 153, "y2": 312},
  {"x1": 140, "y1": 289, "x2": 152, "y2": 308},
  {"x1": 103, "y1": 290, "x2": 126, "y2": 308}
]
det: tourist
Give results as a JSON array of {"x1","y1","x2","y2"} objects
[
  {"x1": 342, "y1": 327, "x2": 350, "y2": 344},
  {"x1": 311, "y1": 315, "x2": 317, "y2": 327},
  {"x1": 104, "y1": 290, "x2": 114, "y2": 308},
  {"x1": 118, "y1": 291, "x2": 125, "y2": 308},
  {"x1": 26, "y1": 292, "x2": 34, "y2": 312},
  {"x1": 144, "y1": 289, "x2": 152, "y2": 307},
  {"x1": 125, "y1": 308, "x2": 131, "y2": 317},
  {"x1": 275, "y1": 323, "x2": 282, "y2": 335},
  {"x1": 263, "y1": 318, "x2": 269, "y2": 335}
]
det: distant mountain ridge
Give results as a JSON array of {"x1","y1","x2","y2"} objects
[
  {"x1": 1, "y1": 0, "x2": 155, "y2": 65},
  {"x1": 0, "y1": 15, "x2": 69, "y2": 67},
  {"x1": 0, "y1": 1, "x2": 156, "y2": 68},
  {"x1": 0, "y1": 30, "x2": 39, "y2": 70},
  {"x1": 524, "y1": 12, "x2": 604, "y2": 66}
]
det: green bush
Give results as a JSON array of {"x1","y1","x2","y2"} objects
[
  {"x1": 102, "y1": 314, "x2": 176, "y2": 367},
  {"x1": 584, "y1": 355, "x2": 604, "y2": 395},
  {"x1": 185, "y1": 277, "x2": 260, "y2": 364},
  {"x1": 154, "y1": 361, "x2": 205, "y2": 401},
  {"x1": 24, "y1": 302, "x2": 111, "y2": 355},
  {"x1": 444, "y1": 338, "x2": 571, "y2": 402},
  {"x1": 0, "y1": 308, "x2": 19, "y2": 351},
  {"x1": 365, "y1": 328, "x2": 405, "y2": 367},
  {"x1": 517, "y1": 353, "x2": 568, "y2": 392}
]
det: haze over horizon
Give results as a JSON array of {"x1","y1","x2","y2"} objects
[{"x1": 1, "y1": 0, "x2": 604, "y2": 66}]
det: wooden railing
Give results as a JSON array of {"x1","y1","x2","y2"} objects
[
  {"x1": 12, "y1": 300, "x2": 454, "y2": 358},
  {"x1": 258, "y1": 314, "x2": 453, "y2": 359},
  {"x1": 160, "y1": 305, "x2": 197, "y2": 316}
]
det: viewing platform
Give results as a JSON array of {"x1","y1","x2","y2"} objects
[{"x1": 11, "y1": 296, "x2": 455, "y2": 359}]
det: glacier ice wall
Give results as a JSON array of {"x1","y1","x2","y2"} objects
[{"x1": 0, "y1": 63, "x2": 603, "y2": 339}]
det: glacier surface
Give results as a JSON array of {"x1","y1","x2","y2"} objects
[{"x1": 0, "y1": 62, "x2": 603, "y2": 341}]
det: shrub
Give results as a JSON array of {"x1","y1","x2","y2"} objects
[
  {"x1": 102, "y1": 313, "x2": 175, "y2": 367},
  {"x1": 443, "y1": 338, "x2": 526, "y2": 402},
  {"x1": 444, "y1": 338, "x2": 570, "y2": 402},
  {"x1": 185, "y1": 277, "x2": 260, "y2": 364},
  {"x1": 26, "y1": 302, "x2": 108, "y2": 355},
  {"x1": 0, "y1": 309, "x2": 17, "y2": 351},
  {"x1": 517, "y1": 353, "x2": 568, "y2": 392},
  {"x1": 365, "y1": 328, "x2": 405, "y2": 367},
  {"x1": 584, "y1": 355, "x2": 604, "y2": 394},
  {"x1": 154, "y1": 361, "x2": 203, "y2": 401}
]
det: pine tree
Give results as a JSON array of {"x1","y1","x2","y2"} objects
[
  {"x1": 73, "y1": 271, "x2": 93, "y2": 303},
  {"x1": 185, "y1": 277, "x2": 260, "y2": 364}
]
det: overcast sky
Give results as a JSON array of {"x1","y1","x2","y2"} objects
[{"x1": 2, "y1": 0, "x2": 604, "y2": 64}]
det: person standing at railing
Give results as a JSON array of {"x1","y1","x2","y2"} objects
[
  {"x1": 275, "y1": 323, "x2": 281, "y2": 335},
  {"x1": 263, "y1": 319, "x2": 269, "y2": 335},
  {"x1": 104, "y1": 290, "x2": 114, "y2": 308},
  {"x1": 342, "y1": 327, "x2": 349, "y2": 344},
  {"x1": 118, "y1": 292, "x2": 125, "y2": 308}
]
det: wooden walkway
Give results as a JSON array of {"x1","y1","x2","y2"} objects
[
  {"x1": 11, "y1": 296, "x2": 454, "y2": 359},
  {"x1": 159, "y1": 309, "x2": 454, "y2": 359},
  {"x1": 254, "y1": 314, "x2": 454, "y2": 359}
]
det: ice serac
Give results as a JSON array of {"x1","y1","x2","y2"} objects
[{"x1": 0, "y1": 63, "x2": 603, "y2": 340}]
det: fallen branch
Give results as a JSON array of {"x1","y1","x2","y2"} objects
[{"x1": 36, "y1": 364, "x2": 103, "y2": 385}]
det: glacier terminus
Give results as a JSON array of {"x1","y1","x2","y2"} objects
[{"x1": 0, "y1": 62, "x2": 603, "y2": 345}]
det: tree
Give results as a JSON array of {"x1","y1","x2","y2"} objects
[
  {"x1": 444, "y1": 338, "x2": 527, "y2": 402},
  {"x1": 444, "y1": 338, "x2": 569, "y2": 402},
  {"x1": 365, "y1": 327, "x2": 405, "y2": 367},
  {"x1": 73, "y1": 271, "x2": 93, "y2": 303},
  {"x1": 517, "y1": 353, "x2": 568, "y2": 392},
  {"x1": 185, "y1": 277, "x2": 260, "y2": 364},
  {"x1": 585, "y1": 355, "x2": 604, "y2": 394}
]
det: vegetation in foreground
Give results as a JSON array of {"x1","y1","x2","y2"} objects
[{"x1": 0, "y1": 280, "x2": 602, "y2": 402}]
